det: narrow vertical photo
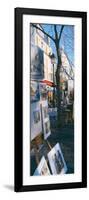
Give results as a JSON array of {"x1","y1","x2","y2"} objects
[
  {"x1": 15, "y1": 8, "x2": 87, "y2": 191},
  {"x1": 30, "y1": 23, "x2": 74, "y2": 176}
]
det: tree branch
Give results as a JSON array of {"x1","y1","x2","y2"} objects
[
  {"x1": 54, "y1": 25, "x2": 58, "y2": 41},
  {"x1": 62, "y1": 49, "x2": 74, "y2": 76},
  {"x1": 61, "y1": 65, "x2": 74, "y2": 80},
  {"x1": 59, "y1": 25, "x2": 64, "y2": 43},
  {"x1": 31, "y1": 24, "x2": 55, "y2": 42}
]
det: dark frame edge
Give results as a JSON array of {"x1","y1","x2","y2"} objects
[
  {"x1": 15, "y1": 182, "x2": 86, "y2": 193},
  {"x1": 14, "y1": 8, "x2": 23, "y2": 192},
  {"x1": 15, "y1": 7, "x2": 87, "y2": 18},
  {"x1": 82, "y1": 12, "x2": 87, "y2": 188}
]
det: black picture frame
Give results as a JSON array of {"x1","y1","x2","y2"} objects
[{"x1": 15, "y1": 7, "x2": 87, "y2": 192}]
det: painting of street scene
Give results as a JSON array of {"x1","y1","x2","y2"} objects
[
  {"x1": 47, "y1": 143, "x2": 67, "y2": 175},
  {"x1": 30, "y1": 23, "x2": 74, "y2": 176},
  {"x1": 43, "y1": 106, "x2": 48, "y2": 118},
  {"x1": 34, "y1": 156, "x2": 51, "y2": 176},
  {"x1": 31, "y1": 81, "x2": 40, "y2": 102}
]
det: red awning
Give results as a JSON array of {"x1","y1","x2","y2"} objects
[{"x1": 40, "y1": 80, "x2": 55, "y2": 87}]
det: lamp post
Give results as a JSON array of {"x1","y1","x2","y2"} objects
[{"x1": 50, "y1": 53, "x2": 56, "y2": 108}]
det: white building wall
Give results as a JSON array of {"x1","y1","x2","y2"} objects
[{"x1": 60, "y1": 48, "x2": 74, "y2": 93}]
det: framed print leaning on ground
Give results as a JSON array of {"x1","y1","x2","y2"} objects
[{"x1": 15, "y1": 8, "x2": 87, "y2": 192}]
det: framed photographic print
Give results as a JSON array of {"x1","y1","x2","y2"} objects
[
  {"x1": 39, "y1": 83, "x2": 48, "y2": 101},
  {"x1": 47, "y1": 143, "x2": 67, "y2": 175},
  {"x1": 41, "y1": 100, "x2": 51, "y2": 140},
  {"x1": 15, "y1": 8, "x2": 87, "y2": 192},
  {"x1": 30, "y1": 81, "x2": 40, "y2": 102},
  {"x1": 43, "y1": 106, "x2": 48, "y2": 118},
  {"x1": 33, "y1": 110, "x2": 40, "y2": 124},
  {"x1": 34, "y1": 156, "x2": 51, "y2": 176},
  {"x1": 44, "y1": 120, "x2": 50, "y2": 135},
  {"x1": 31, "y1": 102, "x2": 42, "y2": 141},
  {"x1": 31, "y1": 44, "x2": 44, "y2": 80}
]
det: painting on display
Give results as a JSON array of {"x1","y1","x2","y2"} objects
[
  {"x1": 30, "y1": 81, "x2": 40, "y2": 102},
  {"x1": 43, "y1": 106, "x2": 49, "y2": 119},
  {"x1": 33, "y1": 110, "x2": 40, "y2": 124},
  {"x1": 44, "y1": 121, "x2": 50, "y2": 135},
  {"x1": 31, "y1": 102, "x2": 42, "y2": 141},
  {"x1": 34, "y1": 156, "x2": 51, "y2": 176},
  {"x1": 41, "y1": 100, "x2": 51, "y2": 140},
  {"x1": 47, "y1": 143, "x2": 67, "y2": 175},
  {"x1": 31, "y1": 44, "x2": 44, "y2": 80},
  {"x1": 39, "y1": 83, "x2": 47, "y2": 101}
]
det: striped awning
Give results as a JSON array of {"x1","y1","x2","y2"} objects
[{"x1": 40, "y1": 79, "x2": 55, "y2": 87}]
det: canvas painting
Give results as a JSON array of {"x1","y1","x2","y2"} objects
[
  {"x1": 43, "y1": 106, "x2": 48, "y2": 118},
  {"x1": 31, "y1": 102, "x2": 42, "y2": 140},
  {"x1": 44, "y1": 121, "x2": 50, "y2": 135},
  {"x1": 31, "y1": 44, "x2": 44, "y2": 80},
  {"x1": 47, "y1": 143, "x2": 67, "y2": 175},
  {"x1": 39, "y1": 83, "x2": 47, "y2": 101},
  {"x1": 33, "y1": 110, "x2": 40, "y2": 124},
  {"x1": 34, "y1": 156, "x2": 51, "y2": 176},
  {"x1": 30, "y1": 81, "x2": 40, "y2": 102},
  {"x1": 41, "y1": 100, "x2": 51, "y2": 140}
]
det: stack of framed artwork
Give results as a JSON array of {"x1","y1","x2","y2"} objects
[
  {"x1": 30, "y1": 82, "x2": 51, "y2": 141},
  {"x1": 33, "y1": 143, "x2": 67, "y2": 176}
]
